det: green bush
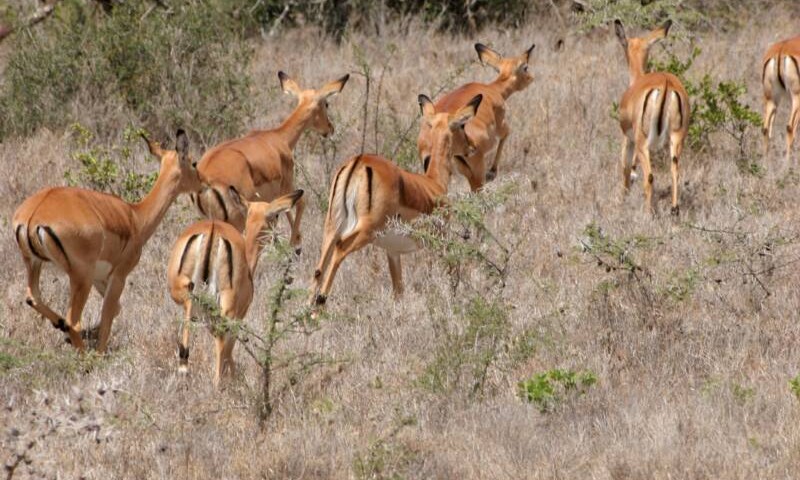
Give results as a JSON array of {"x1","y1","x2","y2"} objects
[
  {"x1": 0, "y1": 0, "x2": 253, "y2": 144},
  {"x1": 648, "y1": 48, "x2": 762, "y2": 156},
  {"x1": 64, "y1": 123, "x2": 157, "y2": 202},
  {"x1": 518, "y1": 369, "x2": 597, "y2": 412},
  {"x1": 573, "y1": 0, "x2": 704, "y2": 33}
]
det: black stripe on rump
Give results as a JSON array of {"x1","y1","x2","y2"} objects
[
  {"x1": 26, "y1": 225, "x2": 47, "y2": 261},
  {"x1": 641, "y1": 89, "x2": 655, "y2": 130},
  {"x1": 41, "y1": 226, "x2": 69, "y2": 267},
  {"x1": 342, "y1": 156, "x2": 362, "y2": 211},
  {"x1": 222, "y1": 238, "x2": 234, "y2": 290},
  {"x1": 366, "y1": 166, "x2": 373, "y2": 211},
  {"x1": 212, "y1": 188, "x2": 229, "y2": 222},
  {"x1": 179, "y1": 234, "x2": 199, "y2": 273},
  {"x1": 201, "y1": 224, "x2": 215, "y2": 284}
]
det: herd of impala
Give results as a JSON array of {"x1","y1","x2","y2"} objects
[{"x1": 11, "y1": 23, "x2": 800, "y2": 385}]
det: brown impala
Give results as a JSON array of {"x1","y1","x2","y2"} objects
[{"x1": 13, "y1": 130, "x2": 201, "y2": 353}]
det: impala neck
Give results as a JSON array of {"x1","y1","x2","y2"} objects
[
  {"x1": 275, "y1": 101, "x2": 316, "y2": 150},
  {"x1": 490, "y1": 74, "x2": 518, "y2": 100},
  {"x1": 132, "y1": 164, "x2": 179, "y2": 243},
  {"x1": 244, "y1": 226, "x2": 267, "y2": 275},
  {"x1": 627, "y1": 52, "x2": 648, "y2": 85},
  {"x1": 424, "y1": 139, "x2": 454, "y2": 193}
]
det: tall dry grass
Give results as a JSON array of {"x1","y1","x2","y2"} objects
[{"x1": 3, "y1": 7, "x2": 800, "y2": 479}]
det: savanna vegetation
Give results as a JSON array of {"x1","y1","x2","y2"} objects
[{"x1": 2, "y1": 0, "x2": 800, "y2": 478}]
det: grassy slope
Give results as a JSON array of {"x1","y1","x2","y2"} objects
[{"x1": 2, "y1": 9, "x2": 800, "y2": 479}]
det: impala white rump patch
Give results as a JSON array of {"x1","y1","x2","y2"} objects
[
  {"x1": 190, "y1": 234, "x2": 206, "y2": 286},
  {"x1": 341, "y1": 177, "x2": 360, "y2": 236}
]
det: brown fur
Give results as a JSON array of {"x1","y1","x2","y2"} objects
[
  {"x1": 167, "y1": 190, "x2": 303, "y2": 386},
  {"x1": 12, "y1": 131, "x2": 201, "y2": 353},
  {"x1": 310, "y1": 94, "x2": 482, "y2": 306},
  {"x1": 615, "y1": 20, "x2": 690, "y2": 215},
  {"x1": 418, "y1": 43, "x2": 534, "y2": 191},
  {"x1": 195, "y1": 72, "x2": 348, "y2": 249},
  {"x1": 762, "y1": 35, "x2": 800, "y2": 161}
]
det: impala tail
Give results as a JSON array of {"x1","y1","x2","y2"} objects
[{"x1": 193, "y1": 184, "x2": 247, "y2": 229}]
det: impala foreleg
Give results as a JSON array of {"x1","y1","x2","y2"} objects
[
  {"x1": 487, "y1": 134, "x2": 509, "y2": 182},
  {"x1": 94, "y1": 276, "x2": 124, "y2": 354},
  {"x1": 23, "y1": 258, "x2": 68, "y2": 332},
  {"x1": 386, "y1": 253, "x2": 404, "y2": 297}
]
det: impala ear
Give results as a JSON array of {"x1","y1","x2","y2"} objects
[
  {"x1": 265, "y1": 189, "x2": 304, "y2": 219},
  {"x1": 523, "y1": 43, "x2": 536, "y2": 64},
  {"x1": 278, "y1": 71, "x2": 302, "y2": 97},
  {"x1": 175, "y1": 129, "x2": 189, "y2": 165},
  {"x1": 319, "y1": 74, "x2": 350, "y2": 99},
  {"x1": 450, "y1": 94, "x2": 482, "y2": 129},
  {"x1": 140, "y1": 131, "x2": 165, "y2": 158},
  {"x1": 648, "y1": 19, "x2": 672, "y2": 44},
  {"x1": 475, "y1": 43, "x2": 503, "y2": 71},
  {"x1": 614, "y1": 19, "x2": 628, "y2": 49},
  {"x1": 418, "y1": 94, "x2": 436, "y2": 117}
]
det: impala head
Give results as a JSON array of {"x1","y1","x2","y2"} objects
[
  {"x1": 417, "y1": 93, "x2": 483, "y2": 175},
  {"x1": 242, "y1": 189, "x2": 305, "y2": 238},
  {"x1": 141, "y1": 129, "x2": 201, "y2": 194},
  {"x1": 614, "y1": 19, "x2": 672, "y2": 80},
  {"x1": 278, "y1": 71, "x2": 349, "y2": 137},
  {"x1": 475, "y1": 42, "x2": 535, "y2": 94}
]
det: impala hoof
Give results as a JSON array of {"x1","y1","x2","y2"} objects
[
  {"x1": 486, "y1": 169, "x2": 497, "y2": 182},
  {"x1": 671, "y1": 205, "x2": 680, "y2": 217},
  {"x1": 25, "y1": 297, "x2": 33, "y2": 307},
  {"x1": 294, "y1": 247, "x2": 302, "y2": 256},
  {"x1": 314, "y1": 294, "x2": 327, "y2": 306},
  {"x1": 55, "y1": 318, "x2": 68, "y2": 332}
]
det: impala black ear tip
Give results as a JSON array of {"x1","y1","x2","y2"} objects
[{"x1": 278, "y1": 70, "x2": 288, "y2": 80}]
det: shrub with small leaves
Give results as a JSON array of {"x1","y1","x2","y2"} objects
[
  {"x1": 518, "y1": 369, "x2": 597, "y2": 412},
  {"x1": 64, "y1": 124, "x2": 157, "y2": 202}
]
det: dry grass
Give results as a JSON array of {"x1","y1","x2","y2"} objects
[{"x1": 3, "y1": 9, "x2": 800, "y2": 479}]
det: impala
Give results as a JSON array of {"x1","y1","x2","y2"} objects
[
  {"x1": 418, "y1": 42, "x2": 534, "y2": 191},
  {"x1": 310, "y1": 94, "x2": 483, "y2": 306},
  {"x1": 194, "y1": 72, "x2": 349, "y2": 250},
  {"x1": 615, "y1": 20, "x2": 690, "y2": 215},
  {"x1": 13, "y1": 130, "x2": 201, "y2": 353},
  {"x1": 762, "y1": 35, "x2": 800, "y2": 161},
  {"x1": 167, "y1": 190, "x2": 303, "y2": 386}
]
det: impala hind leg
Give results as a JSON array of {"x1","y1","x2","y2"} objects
[
  {"x1": 635, "y1": 135, "x2": 655, "y2": 215},
  {"x1": 317, "y1": 229, "x2": 373, "y2": 303},
  {"x1": 213, "y1": 289, "x2": 238, "y2": 387},
  {"x1": 65, "y1": 276, "x2": 92, "y2": 352},
  {"x1": 786, "y1": 93, "x2": 800, "y2": 163},
  {"x1": 23, "y1": 258, "x2": 68, "y2": 332},
  {"x1": 620, "y1": 137, "x2": 635, "y2": 193},
  {"x1": 386, "y1": 253, "x2": 404, "y2": 297},
  {"x1": 763, "y1": 93, "x2": 779, "y2": 158},
  {"x1": 669, "y1": 130, "x2": 685, "y2": 216}
]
